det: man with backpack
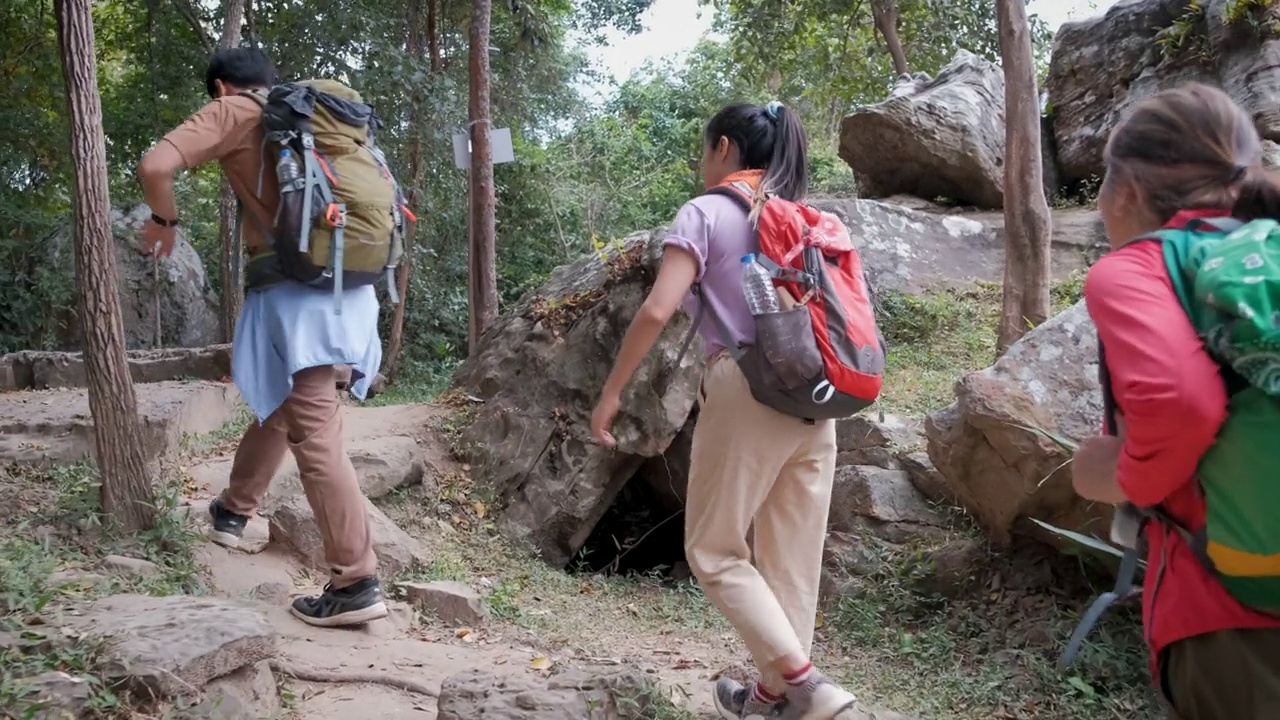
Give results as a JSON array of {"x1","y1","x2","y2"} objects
[{"x1": 137, "y1": 48, "x2": 407, "y2": 627}]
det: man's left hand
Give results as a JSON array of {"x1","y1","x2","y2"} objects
[{"x1": 142, "y1": 219, "x2": 176, "y2": 258}]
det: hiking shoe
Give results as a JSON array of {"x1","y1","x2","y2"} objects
[
  {"x1": 778, "y1": 672, "x2": 856, "y2": 720},
  {"x1": 714, "y1": 677, "x2": 783, "y2": 719},
  {"x1": 290, "y1": 577, "x2": 389, "y2": 628},
  {"x1": 208, "y1": 496, "x2": 249, "y2": 549}
]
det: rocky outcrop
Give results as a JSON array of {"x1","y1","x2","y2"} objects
[
  {"x1": 839, "y1": 51, "x2": 1006, "y2": 209},
  {"x1": 0, "y1": 380, "x2": 242, "y2": 465},
  {"x1": 924, "y1": 300, "x2": 1112, "y2": 545},
  {"x1": 1046, "y1": 0, "x2": 1280, "y2": 186},
  {"x1": 452, "y1": 232, "x2": 703, "y2": 568},
  {"x1": 436, "y1": 668, "x2": 656, "y2": 720},
  {"x1": 808, "y1": 198, "x2": 1094, "y2": 293},
  {"x1": 45, "y1": 204, "x2": 221, "y2": 350},
  {"x1": 0, "y1": 344, "x2": 232, "y2": 391}
]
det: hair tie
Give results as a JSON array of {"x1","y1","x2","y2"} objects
[{"x1": 764, "y1": 101, "x2": 783, "y2": 121}]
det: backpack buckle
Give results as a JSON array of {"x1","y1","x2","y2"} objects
[{"x1": 324, "y1": 203, "x2": 347, "y2": 228}]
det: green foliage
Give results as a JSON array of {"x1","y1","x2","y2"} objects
[
  {"x1": 0, "y1": 0, "x2": 1020, "y2": 381},
  {"x1": 701, "y1": 0, "x2": 1054, "y2": 143}
]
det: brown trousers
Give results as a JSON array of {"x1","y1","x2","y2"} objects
[
  {"x1": 220, "y1": 364, "x2": 377, "y2": 587},
  {"x1": 685, "y1": 354, "x2": 837, "y2": 693},
  {"x1": 1163, "y1": 628, "x2": 1280, "y2": 720}
]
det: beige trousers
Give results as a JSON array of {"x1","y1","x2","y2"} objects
[
  {"x1": 685, "y1": 353, "x2": 837, "y2": 691},
  {"x1": 221, "y1": 364, "x2": 377, "y2": 588}
]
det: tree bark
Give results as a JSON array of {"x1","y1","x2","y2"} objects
[
  {"x1": 217, "y1": 0, "x2": 247, "y2": 343},
  {"x1": 467, "y1": 0, "x2": 497, "y2": 354},
  {"x1": 870, "y1": 0, "x2": 910, "y2": 77},
  {"x1": 55, "y1": 0, "x2": 157, "y2": 532},
  {"x1": 995, "y1": 0, "x2": 1052, "y2": 353},
  {"x1": 383, "y1": 0, "x2": 434, "y2": 380}
]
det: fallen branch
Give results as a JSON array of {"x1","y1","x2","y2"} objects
[{"x1": 269, "y1": 659, "x2": 438, "y2": 697}]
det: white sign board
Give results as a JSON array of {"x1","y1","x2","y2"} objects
[{"x1": 452, "y1": 127, "x2": 515, "y2": 170}]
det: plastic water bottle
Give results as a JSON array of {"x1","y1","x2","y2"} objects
[
  {"x1": 276, "y1": 148, "x2": 301, "y2": 186},
  {"x1": 274, "y1": 149, "x2": 304, "y2": 244},
  {"x1": 741, "y1": 253, "x2": 779, "y2": 315}
]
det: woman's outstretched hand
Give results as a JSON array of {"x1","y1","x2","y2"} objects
[{"x1": 590, "y1": 393, "x2": 620, "y2": 449}]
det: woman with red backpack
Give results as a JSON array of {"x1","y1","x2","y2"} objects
[
  {"x1": 590, "y1": 101, "x2": 863, "y2": 720},
  {"x1": 1071, "y1": 83, "x2": 1280, "y2": 719}
]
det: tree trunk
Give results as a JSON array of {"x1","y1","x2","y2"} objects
[
  {"x1": 996, "y1": 0, "x2": 1052, "y2": 353},
  {"x1": 383, "y1": 0, "x2": 434, "y2": 380},
  {"x1": 217, "y1": 0, "x2": 247, "y2": 343},
  {"x1": 467, "y1": 0, "x2": 497, "y2": 354},
  {"x1": 870, "y1": 0, "x2": 910, "y2": 77},
  {"x1": 55, "y1": 0, "x2": 157, "y2": 532}
]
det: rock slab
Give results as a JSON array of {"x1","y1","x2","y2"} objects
[
  {"x1": 399, "y1": 580, "x2": 490, "y2": 626},
  {"x1": 267, "y1": 492, "x2": 427, "y2": 577},
  {"x1": 839, "y1": 51, "x2": 1006, "y2": 209},
  {"x1": 924, "y1": 300, "x2": 1113, "y2": 544},
  {"x1": 58, "y1": 594, "x2": 276, "y2": 699},
  {"x1": 0, "y1": 380, "x2": 242, "y2": 465},
  {"x1": 436, "y1": 667, "x2": 656, "y2": 720}
]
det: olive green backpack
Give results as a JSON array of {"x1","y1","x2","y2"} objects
[{"x1": 240, "y1": 79, "x2": 412, "y2": 313}]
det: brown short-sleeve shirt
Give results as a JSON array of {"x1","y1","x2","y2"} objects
[{"x1": 161, "y1": 95, "x2": 278, "y2": 254}]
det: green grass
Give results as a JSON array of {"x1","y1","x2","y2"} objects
[
  {"x1": 875, "y1": 284, "x2": 1002, "y2": 416},
  {"x1": 820, "y1": 533, "x2": 1158, "y2": 720},
  {"x1": 874, "y1": 277, "x2": 1087, "y2": 417},
  {"x1": 0, "y1": 462, "x2": 207, "y2": 717}
]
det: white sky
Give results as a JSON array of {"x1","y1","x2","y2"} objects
[{"x1": 584, "y1": 0, "x2": 1122, "y2": 98}]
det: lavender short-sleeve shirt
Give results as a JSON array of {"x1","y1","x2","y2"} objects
[{"x1": 663, "y1": 194, "x2": 755, "y2": 356}]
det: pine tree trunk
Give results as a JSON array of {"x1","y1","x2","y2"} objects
[
  {"x1": 217, "y1": 0, "x2": 247, "y2": 343},
  {"x1": 996, "y1": 0, "x2": 1052, "y2": 353},
  {"x1": 467, "y1": 0, "x2": 497, "y2": 355},
  {"x1": 55, "y1": 0, "x2": 156, "y2": 532}
]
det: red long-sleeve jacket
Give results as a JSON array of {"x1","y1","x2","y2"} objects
[{"x1": 1083, "y1": 209, "x2": 1280, "y2": 679}]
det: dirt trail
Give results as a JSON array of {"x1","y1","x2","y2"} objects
[{"x1": 182, "y1": 400, "x2": 736, "y2": 719}]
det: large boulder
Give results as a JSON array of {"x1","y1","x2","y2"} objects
[
  {"x1": 452, "y1": 232, "x2": 703, "y2": 568},
  {"x1": 45, "y1": 204, "x2": 221, "y2": 350},
  {"x1": 1046, "y1": 0, "x2": 1280, "y2": 186},
  {"x1": 839, "y1": 50, "x2": 1006, "y2": 209},
  {"x1": 924, "y1": 300, "x2": 1112, "y2": 544}
]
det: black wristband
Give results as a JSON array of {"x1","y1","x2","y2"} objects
[{"x1": 151, "y1": 212, "x2": 180, "y2": 228}]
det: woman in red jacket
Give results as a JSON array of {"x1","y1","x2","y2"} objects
[{"x1": 1072, "y1": 82, "x2": 1280, "y2": 719}]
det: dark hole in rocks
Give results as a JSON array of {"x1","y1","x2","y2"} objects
[{"x1": 574, "y1": 471, "x2": 688, "y2": 578}]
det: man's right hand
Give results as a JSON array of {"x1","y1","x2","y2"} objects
[{"x1": 142, "y1": 218, "x2": 176, "y2": 258}]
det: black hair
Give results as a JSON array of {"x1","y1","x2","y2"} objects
[
  {"x1": 704, "y1": 102, "x2": 809, "y2": 201},
  {"x1": 205, "y1": 48, "x2": 276, "y2": 99}
]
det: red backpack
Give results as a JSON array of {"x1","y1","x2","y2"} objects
[{"x1": 675, "y1": 181, "x2": 886, "y2": 420}]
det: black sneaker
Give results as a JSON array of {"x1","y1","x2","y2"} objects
[
  {"x1": 290, "y1": 577, "x2": 389, "y2": 628},
  {"x1": 208, "y1": 496, "x2": 249, "y2": 549}
]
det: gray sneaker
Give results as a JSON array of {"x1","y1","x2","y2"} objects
[
  {"x1": 777, "y1": 672, "x2": 856, "y2": 720},
  {"x1": 713, "y1": 677, "x2": 780, "y2": 720}
]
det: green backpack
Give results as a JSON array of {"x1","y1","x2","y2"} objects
[
  {"x1": 1061, "y1": 216, "x2": 1280, "y2": 667},
  {"x1": 239, "y1": 79, "x2": 411, "y2": 313}
]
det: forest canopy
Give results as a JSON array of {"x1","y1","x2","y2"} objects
[{"x1": 0, "y1": 0, "x2": 1052, "y2": 380}]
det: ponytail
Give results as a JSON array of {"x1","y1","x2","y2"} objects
[
  {"x1": 761, "y1": 104, "x2": 809, "y2": 202},
  {"x1": 1232, "y1": 166, "x2": 1280, "y2": 221},
  {"x1": 704, "y1": 101, "x2": 811, "y2": 202}
]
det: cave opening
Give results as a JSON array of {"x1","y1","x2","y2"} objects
[{"x1": 574, "y1": 470, "x2": 688, "y2": 578}]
